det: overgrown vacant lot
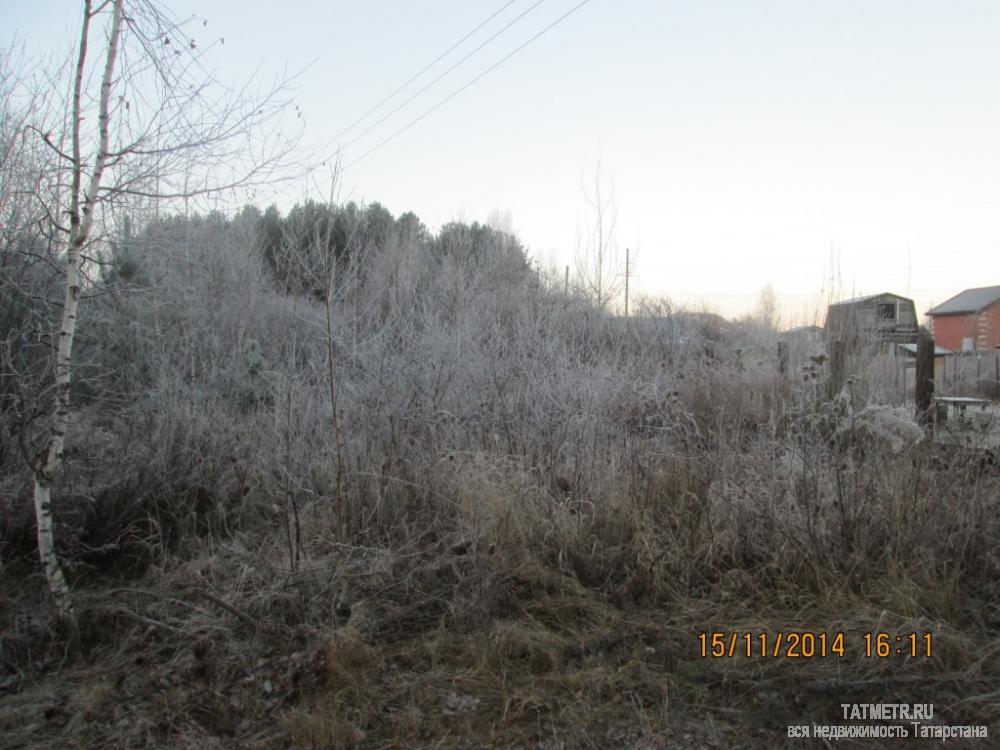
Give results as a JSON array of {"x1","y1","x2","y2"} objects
[{"x1": 2, "y1": 210, "x2": 999, "y2": 748}]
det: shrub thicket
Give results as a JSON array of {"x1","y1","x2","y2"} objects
[{"x1": 2, "y1": 202, "x2": 998, "y2": 747}]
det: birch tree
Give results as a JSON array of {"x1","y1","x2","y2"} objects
[{"x1": 9, "y1": 0, "x2": 301, "y2": 610}]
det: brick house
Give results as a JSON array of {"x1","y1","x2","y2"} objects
[{"x1": 926, "y1": 285, "x2": 1000, "y2": 351}]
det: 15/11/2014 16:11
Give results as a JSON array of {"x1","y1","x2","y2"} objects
[{"x1": 696, "y1": 632, "x2": 933, "y2": 659}]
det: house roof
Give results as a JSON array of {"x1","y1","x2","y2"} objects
[
  {"x1": 828, "y1": 292, "x2": 912, "y2": 307},
  {"x1": 927, "y1": 285, "x2": 1000, "y2": 315}
]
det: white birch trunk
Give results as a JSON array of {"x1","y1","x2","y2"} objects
[{"x1": 32, "y1": 0, "x2": 123, "y2": 611}]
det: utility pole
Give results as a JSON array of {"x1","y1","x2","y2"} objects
[
  {"x1": 624, "y1": 247, "x2": 630, "y2": 317},
  {"x1": 564, "y1": 264, "x2": 569, "y2": 296}
]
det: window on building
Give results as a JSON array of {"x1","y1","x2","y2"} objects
[{"x1": 877, "y1": 302, "x2": 897, "y2": 320}]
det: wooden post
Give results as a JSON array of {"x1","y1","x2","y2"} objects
[
  {"x1": 915, "y1": 330, "x2": 934, "y2": 427},
  {"x1": 828, "y1": 339, "x2": 846, "y2": 399},
  {"x1": 777, "y1": 341, "x2": 788, "y2": 376}
]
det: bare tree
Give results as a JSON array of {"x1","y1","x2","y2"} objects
[
  {"x1": 574, "y1": 159, "x2": 623, "y2": 312},
  {"x1": 7, "y1": 0, "x2": 302, "y2": 609},
  {"x1": 755, "y1": 283, "x2": 780, "y2": 332}
]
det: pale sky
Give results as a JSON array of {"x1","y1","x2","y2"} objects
[{"x1": 6, "y1": 0, "x2": 1000, "y2": 321}]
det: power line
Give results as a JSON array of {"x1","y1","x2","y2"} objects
[
  {"x1": 333, "y1": 0, "x2": 520, "y2": 142},
  {"x1": 341, "y1": 0, "x2": 550, "y2": 152},
  {"x1": 344, "y1": 0, "x2": 593, "y2": 170}
]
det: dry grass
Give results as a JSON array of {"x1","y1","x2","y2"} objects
[{"x1": 3, "y1": 499, "x2": 998, "y2": 748}]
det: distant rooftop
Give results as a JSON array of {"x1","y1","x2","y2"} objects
[
  {"x1": 828, "y1": 292, "x2": 912, "y2": 307},
  {"x1": 927, "y1": 285, "x2": 1000, "y2": 315},
  {"x1": 784, "y1": 324, "x2": 823, "y2": 334}
]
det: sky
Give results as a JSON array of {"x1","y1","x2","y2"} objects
[{"x1": 5, "y1": 0, "x2": 1000, "y2": 322}]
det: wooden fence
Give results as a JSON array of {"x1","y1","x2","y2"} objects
[
  {"x1": 880, "y1": 349, "x2": 1000, "y2": 401},
  {"x1": 778, "y1": 337, "x2": 1000, "y2": 406}
]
